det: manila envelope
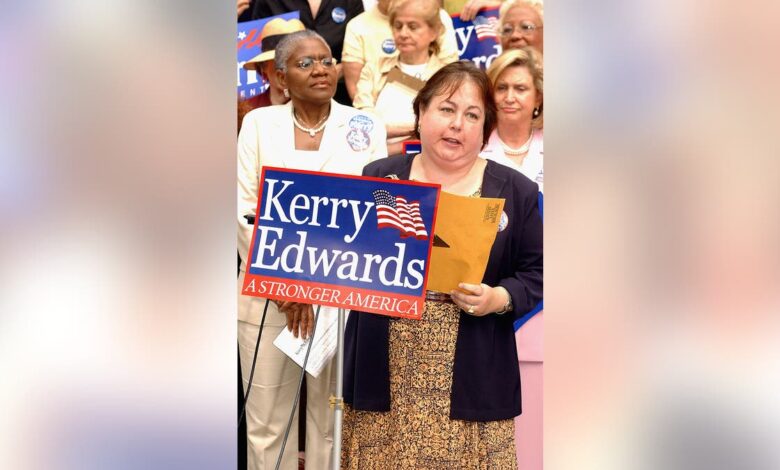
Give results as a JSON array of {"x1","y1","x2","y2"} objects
[{"x1": 426, "y1": 191, "x2": 505, "y2": 293}]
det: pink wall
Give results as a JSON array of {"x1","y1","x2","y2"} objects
[{"x1": 515, "y1": 311, "x2": 543, "y2": 469}]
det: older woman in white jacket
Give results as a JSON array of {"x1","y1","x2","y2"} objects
[{"x1": 237, "y1": 30, "x2": 386, "y2": 470}]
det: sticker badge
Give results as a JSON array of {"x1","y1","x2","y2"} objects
[
  {"x1": 349, "y1": 114, "x2": 374, "y2": 133},
  {"x1": 331, "y1": 7, "x2": 347, "y2": 23},
  {"x1": 381, "y1": 38, "x2": 396, "y2": 54},
  {"x1": 346, "y1": 128, "x2": 370, "y2": 152},
  {"x1": 497, "y1": 210, "x2": 508, "y2": 232}
]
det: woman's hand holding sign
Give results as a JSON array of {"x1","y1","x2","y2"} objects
[
  {"x1": 276, "y1": 301, "x2": 315, "y2": 339},
  {"x1": 450, "y1": 283, "x2": 511, "y2": 317},
  {"x1": 459, "y1": 0, "x2": 502, "y2": 21}
]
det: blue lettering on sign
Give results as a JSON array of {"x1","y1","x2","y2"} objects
[
  {"x1": 249, "y1": 169, "x2": 438, "y2": 296},
  {"x1": 452, "y1": 9, "x2": 502, "y2": 70}
]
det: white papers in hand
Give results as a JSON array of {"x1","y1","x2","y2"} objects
[{"x1": 272, "y1": 306, "x2": 345, "y2": 378}]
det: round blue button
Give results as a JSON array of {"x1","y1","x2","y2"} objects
[
  {"x1": 331, "y1": 7, "x2": 347, "y2": 23},
  {"x1": 381, "y1": 38, "x2": 396, "y2": 54}
]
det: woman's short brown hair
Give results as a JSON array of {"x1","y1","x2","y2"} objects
[{"x1": 413, "y1": 61, "x2": 497, "y2": 149}]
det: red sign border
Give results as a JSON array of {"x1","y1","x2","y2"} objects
[{"x1": 242, "y1": 166, "x2": 441, "y2": 320}]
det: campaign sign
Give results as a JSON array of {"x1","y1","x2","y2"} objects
[
  {"x1": 453, "y1": 8, "x2": 502, "y2": 69},
  {"x1": 237, "y1": 12, "x2": 300, "y2": 101},
  {"x1": 402, "y1": 140, "x2": 422, "y2": 155},
  {"x1": 242, "y1": 168, "x2": 440, "y2": 320}
]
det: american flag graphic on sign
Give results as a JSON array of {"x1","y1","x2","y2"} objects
[
  {"x1": 473, "y1": 15, "x2": 499, "y2": 41},
  {"x1": 372, "y1": 190, "x2": 429, "y2": 240}
]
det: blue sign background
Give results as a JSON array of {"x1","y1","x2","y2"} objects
[
  {"x1": 453, "y1": 9, "x2": 502, "y2": 69},
  {"x1": 248, "y1": 169, "x2": 439, "y2": 297},
  {"x1": 237, "y1": 12, "x2": 300, "y2": 101}
]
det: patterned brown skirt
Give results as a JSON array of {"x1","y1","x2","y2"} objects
[{"x1": 341, "y1": 300, "x2": 517, "y2": 469}]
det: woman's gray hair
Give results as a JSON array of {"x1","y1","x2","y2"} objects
[
  {"x1": 274, "y1": 30, "x2": 331, "y2": 72},
  {"x1": 499, "y1": 0, "x2": 544, "y2": 25}
]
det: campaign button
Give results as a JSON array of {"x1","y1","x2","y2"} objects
[
  {"x1": 346, "y1": 128, "x2": 370, "y2": 152},
  {"x1": 382, "y1": 38, "x2": 396, "y2": 54},
  {"x1": 498, "y1": 210, "x2": 508, "y2": 232},
  {"x1": 349, "y1": 114, "x2": 374, "y2": 132},
  {"x1": 332, "y1": 7, "x2": 347, "y2": 23}
]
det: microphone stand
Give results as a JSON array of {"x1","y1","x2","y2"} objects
[{"x1": 330, "y1": 307, "x2": 346, "y2": 470}]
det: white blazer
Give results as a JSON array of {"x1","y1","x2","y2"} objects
[{"x1": 237, "y1": 100, "x2": 387, "y2": 324}]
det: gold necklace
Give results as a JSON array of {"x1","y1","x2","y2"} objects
[{"x1": 292, "y1": 107, "x2": 329, "y2": 137}]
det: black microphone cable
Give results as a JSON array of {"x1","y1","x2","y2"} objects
[
  {"x1": 238, "y1": 297, "x2": 271, "y2": 428},
  {"x1": 238, "y1": 213, "x2": 269, "y2": 428}
]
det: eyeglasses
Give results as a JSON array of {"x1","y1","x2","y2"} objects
[
  {"x1": 296, "y1": 57, "x2": 338, "y2": 70},
  {"x1": 500, "y1": 22, "x2": 542, "y2": 37}
]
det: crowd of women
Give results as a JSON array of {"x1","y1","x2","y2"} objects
[{"x1": 237, "y1": 0, "x2": 544, "y2": 468}]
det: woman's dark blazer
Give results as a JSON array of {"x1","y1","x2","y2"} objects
[{"x1": 343, "y1": 156, "x2": 543, "y2": 421}]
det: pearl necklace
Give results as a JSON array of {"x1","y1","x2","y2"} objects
[
  {"x1": 292, "y1": 107, "x2": 329, "y2": 137},
  {"x1": 501, "y1": 130, "x2": 534, "y2": 156}
]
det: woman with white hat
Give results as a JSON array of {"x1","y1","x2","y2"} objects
[{"x1": 238, "y1": 18, "x2": 306, "y2": 132}]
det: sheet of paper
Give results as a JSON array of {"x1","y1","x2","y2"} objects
[
  {"x1": 426, "y1": 191, "x2": 505, "y2": 292},
  {"x1": 272, "y1": 306, "x2": 345, "y2": 378}
]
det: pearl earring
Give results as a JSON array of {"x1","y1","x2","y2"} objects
[
  {"x1": 283, "y1": 89, "x2": 290, "y2": 98},
  {"x1": 532, "y1": 107, "x2": 540, "y2": 118}
]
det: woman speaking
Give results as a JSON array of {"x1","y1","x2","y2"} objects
[
  {"x1": 237, "y1": 30, "x2": 387, "y2": 470},
  {"x1": 342, "y1": 61, "x2": 543, "y2": 468}
]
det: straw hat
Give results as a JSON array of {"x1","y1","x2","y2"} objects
[{"x1": 242, "y1": 18, "x2": 306, "y2": 70}]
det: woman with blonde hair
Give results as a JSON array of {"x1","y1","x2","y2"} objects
[
  {"x1": 483, "y1": 45, "x2": 544, "y2": 470},
  {"x1": 481, "y1": 46, "x2": 544, "y2": 190},
  {"x1": 353, "y1": 0, "x2": 454, "y2": 155}
]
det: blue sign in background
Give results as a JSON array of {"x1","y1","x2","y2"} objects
[
  {"x1": 248, "y1": 169, "x2": 439, "y2": 297},
  {"x1": 452, "y1": 9, "x2": 502, "y2": 69},
  {"x1": 237, "y1": 12, "x2": 300, "y2": 101}
]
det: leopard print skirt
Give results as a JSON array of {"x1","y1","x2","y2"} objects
[{"x1": 341, "y1": 300, "x2": 517, "y2": 469}]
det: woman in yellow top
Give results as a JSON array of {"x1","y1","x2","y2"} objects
[{"x1": 353, "y1": 0, "x2": 455, "y2": 155}]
